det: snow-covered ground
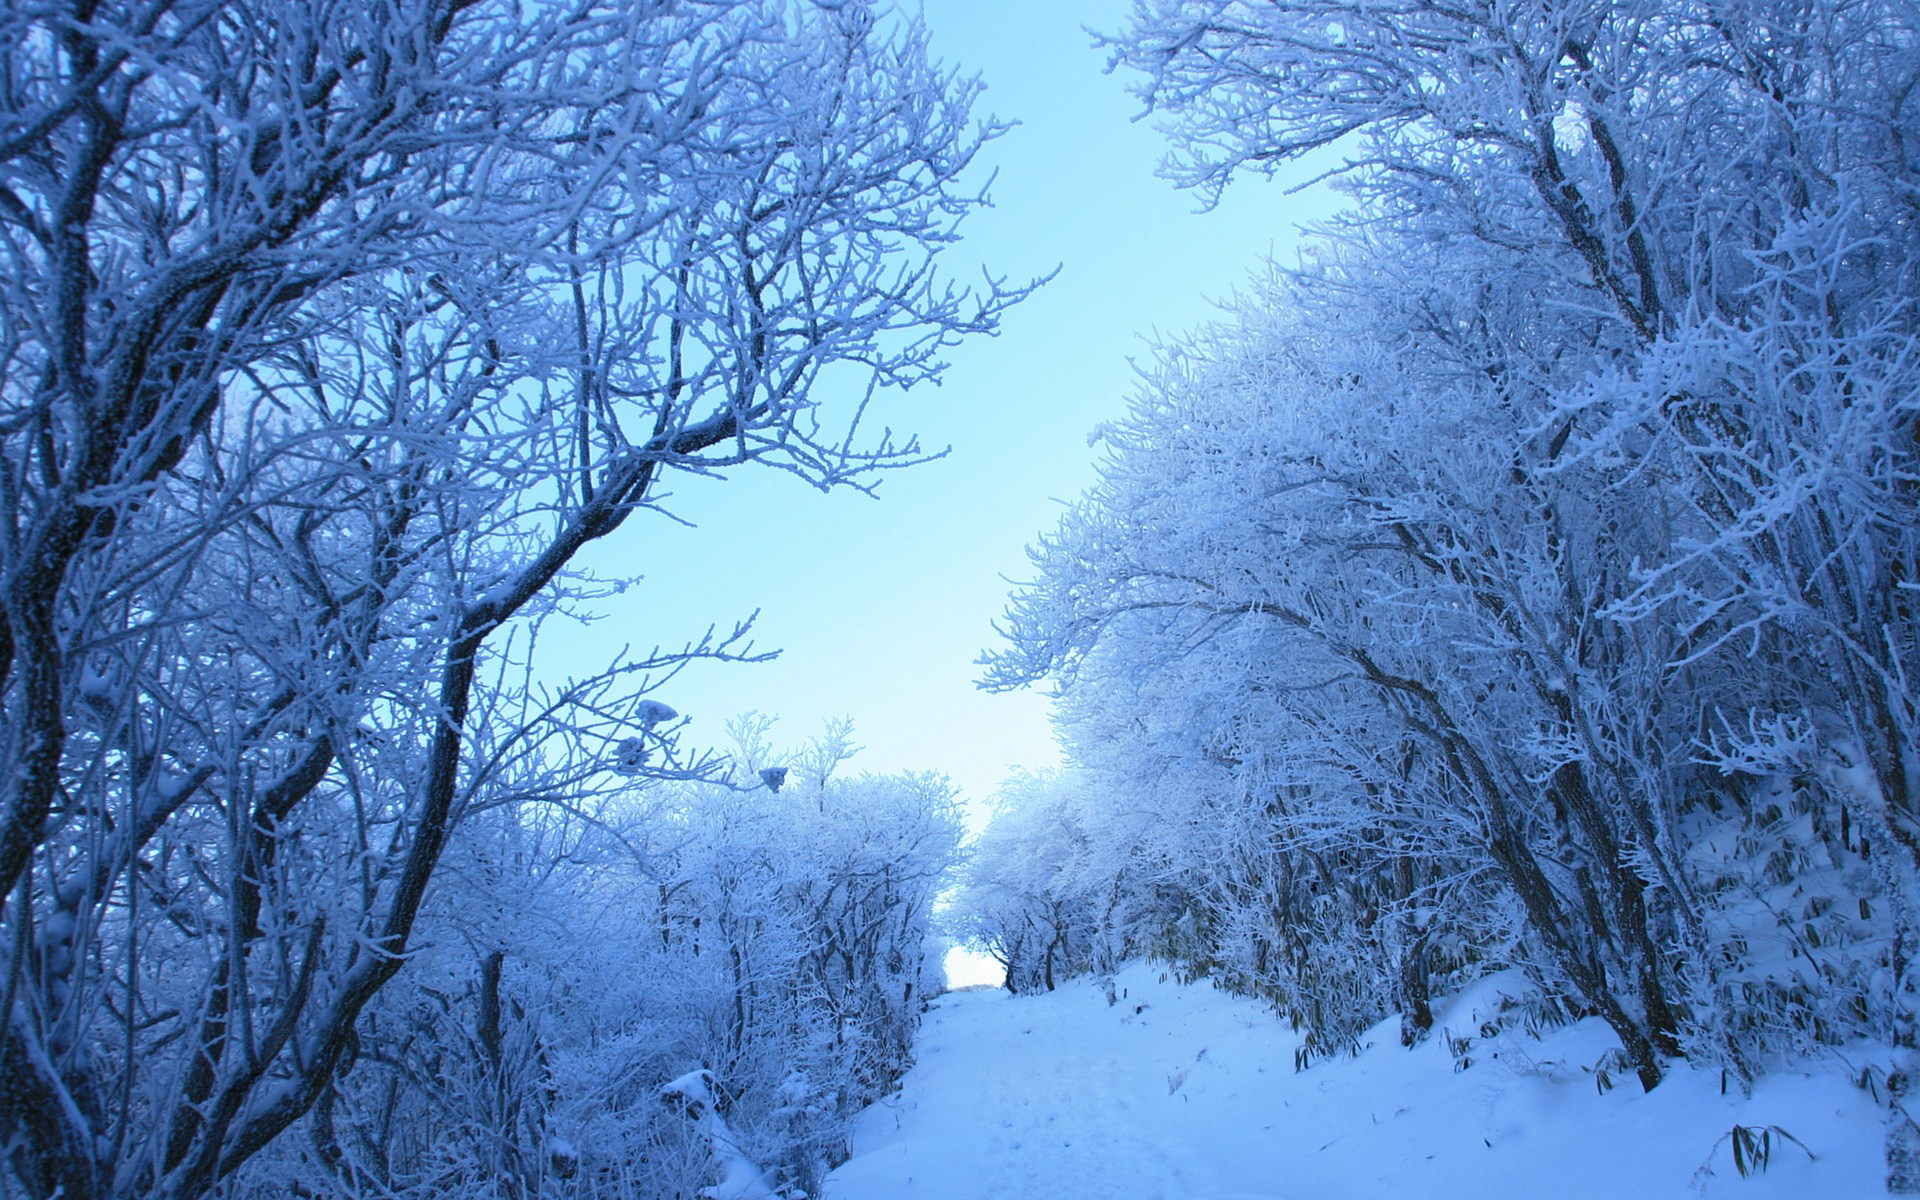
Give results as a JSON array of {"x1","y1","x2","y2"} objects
[{"x1": 824, "y1": 963, "x2": 1887, "y2": 1199}]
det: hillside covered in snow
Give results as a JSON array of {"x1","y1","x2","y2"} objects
[{"x1": 826, "y1": 963, "x2": 1887, "y2": 1200}]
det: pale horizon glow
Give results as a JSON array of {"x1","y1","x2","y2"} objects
[{"x1": 943, "y1": 944, "x2": 1006, "y2": 991}]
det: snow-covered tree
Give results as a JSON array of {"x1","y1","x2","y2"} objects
[
  {"x1": 0, "y1": 3, "x2": 1025, "y2": 1197},
  {"x1": 950, "y1": 771, "x2": 1114, "y2": 995},
  {"x1": 987, "y1": 0, "x2": 1915, "y2": 1149}
]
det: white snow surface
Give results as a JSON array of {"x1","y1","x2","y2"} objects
[{"x1": 824, "y1": 963, "x2": 1887, "y2": 1199}]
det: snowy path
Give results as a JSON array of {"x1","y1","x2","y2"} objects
[
  {"x1": 822, "y1": 963, "x2": 1887, "y2": 1200},
  {"x1": 824, "y1": 970, "x2": 1257, "y2": 1200}
]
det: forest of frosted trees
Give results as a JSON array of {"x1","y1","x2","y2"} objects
[
  {"x1": 967, "y1": 0, "x2": 1920, "y2": 1187},
  {"x1": 3, "y1": 0, "x2": 1917, "y2": 1197}
]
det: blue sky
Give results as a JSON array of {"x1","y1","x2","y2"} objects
[{"x1": 556, "y1": 0, "x2": 1331, "y2": 812}]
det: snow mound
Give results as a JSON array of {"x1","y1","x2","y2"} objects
[{"x1": 824, "y1": 963, "x2": 1886, "y2": 1199}]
